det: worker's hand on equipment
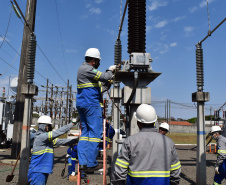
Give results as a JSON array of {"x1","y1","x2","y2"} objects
[
  {"x1": 215, "y1": 166, "x2": 220, "y2": 174},
  {"x1": 108, "y1": 65, "x2": 117, "y2": 72}
]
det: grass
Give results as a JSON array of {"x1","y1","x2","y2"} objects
[{"x1": 167, "y1": 133, "x2": 216, "y2": 144}]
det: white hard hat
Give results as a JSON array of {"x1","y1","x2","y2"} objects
[
  {"x1": 85, "y1": 48, "x2": 101, "y2": 60},
  {"x1": 211, "y1": 125, "x2": 221, "y2": 133},
  {"x1": 134, "y1": 104, "x2": 157, "y2": 124},
  {"x1": 37, "y1": 115, "x2": 52, "y2": 125},
  {"x1": 159, "y1": 122, "x2": 169, "y2": 131}
]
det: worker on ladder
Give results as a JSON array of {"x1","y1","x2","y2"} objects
[
  {"x1": 111, "y1": 104, "x2": 181, "y2": 185},
  {"x1": 76, "y1": 48, "x2": 116, "y2": 173}
]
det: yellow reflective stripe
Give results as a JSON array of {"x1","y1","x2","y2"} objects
[
  {"x1": 33, "y1": 148, "x2": 53, "y2": 155},
  {"x1": 115, "y1": 158, "x2": 129, "y2": 168},
  {"x1": 68, "y1": 164, "x2": 72, "y2": 166},
  {"x1": 218, "y1": 150, "x2": 226, "y2": 154},
  {"x1": 115, "y1": 162, "x2": 128, "y2": 168},
  {"x1": 71, "y1": 158, "x2": 77, "y2": 160},
  {"x1": 106, "y1": 137, "x2": 111, "y2": 142},
  {"x1": 128, "y1": 169, "x2": 170, "y2": 177},
  {"x1": 80, "y1": 137, "x2": 89, "y2": 141},
  {"x1": 53, "y1": 138, "x2": 58, "y2": 145},
  {"x1": 214, "y1": 182, "x2": 221, "y2": 185},
  {"x1": 94, "y1": 71, "x2": 102, "y2": 80},
  {"x1": 48, "y1": 131, "x2": 53, "y2": 142},
  {"x1": 171, "y1": 161, "x2": 181, "y2": 171},
  {"x1": 77, "y1": 83, "x2": 99, "y2": 88},
  {"x1": 89, "y1": 138, "x2": 101, "y2": 142}
]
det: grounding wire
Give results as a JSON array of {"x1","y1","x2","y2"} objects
[
  {"x1": 37, "y1": 43, "x2": 67, "y2": 85},
  {"x1": 0, "y1": 56, "x2": 18, "y2": 72},
  {"x1": 10, "y1": 0, "x2": 65, "y2": 85},
  {"x1": 0, "y1": 34, "x2": 19, "y2": 54},
  {"x1": 0, "y1": 5, "x2": 12, "y2": 49},
  {"x1": 54, "y1": 0, "x2": 68, "y2": 80},
  {"x1": 1, "y1": 44, "x2": 21, "y2": 76},
  {"x1": 206, "y1": 0, "x2": 211, "y2": 33}
]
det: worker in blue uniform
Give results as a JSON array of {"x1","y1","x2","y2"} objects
[
  {"x1": 67, "y1": 145, "x2": 78, "y2": 177},
  {"x1": 76, "y1": 48, "x2": 116, "y2": 172},
  {"x1": 99, "y1": 120, "x2": 115, "y2": 150},
  {"x1": 27, "y1": 116, "x2": 78, "y2": 185},
  {"x1": 210, "y1": 125, "x2": 226, "y2": 185}
]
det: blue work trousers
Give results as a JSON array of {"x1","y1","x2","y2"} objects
[
  {"x1": 77, "y1": 106, "x2": 103, "y2": 167},
  {"x1": 213, "y1": 163, "x2": 226, "y2": 184},
  {"x1": 28, "y1": 172, "x2": 49, "y2": 185},
  {"x1": 68, "y1": 157, "x2": 72, "y2": 177}
]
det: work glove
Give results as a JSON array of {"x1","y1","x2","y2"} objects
[
  {"x1": 71, "y1": 172, "x2": 76, "y2": 176},
  {"x1": 108, "y1": 65, "x2": 117, "y2": 72},
  {"x1": 215, "y1": 166, "x2": 220, "y2": 174}
]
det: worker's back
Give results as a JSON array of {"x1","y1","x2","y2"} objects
[{"x1": 115, "y1": 127, "x2": 181, "y2": 185}]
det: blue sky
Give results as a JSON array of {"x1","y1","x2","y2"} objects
[{"x1": 0, "y1": 0, "x2": 226, "y2": 119}]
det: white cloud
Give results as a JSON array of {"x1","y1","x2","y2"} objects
[
  {"x1": 152, "y1": 43, "x2": 169, "y2": 54},
  {"x1": 199, "y1": 0, "x2": 216, "y2": 8},
  {"x1": 147, "y1": 0, "x2": 168, "y2": 11},
  {"x1": 95, "y1": 0, "x2": 103, "y2": 3},
  {"x1": 66, "y1": 49, "x2": 77, "y2": 53},
  {"x1": 173, "y1": 16, "x2": 186, "y2": 22},
  {"x1": 146, "y1": 25, "x2": 152, "y2": 33},
  {"x1": 170, "y1": 42, "x2": 177, "y2": 47},
  {"x1": 89, "y1": 7, "x2": 102, "y2": 14},
  {"x1": 189, "y1": 0, "x2": 216, "y2": 13},
  {"x1": 184, "y1": 26, "x2": 194, "y2": 37},
  {"x1": 106, "y1": 29, "x2": 116, "y2": 36},
  {"x1": 155, "y1": 20, "x2": 168, "y2": 28},
  {"x1": 189, "y1": 6, "x2": 198, "y2": 13}
]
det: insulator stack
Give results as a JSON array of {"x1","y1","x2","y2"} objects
[
  {"x1": 128, "y1": 0, "x2": 146, "y2": 54},
  {"x1": 114, "y1": 39, "x2": 122, "y2": 66},
  {"x1": 196, "y1": 44, "x2": 204, "y2": 89},
  {"x1": 27, "y1": 34, "x2": 36, "y2": 83}
]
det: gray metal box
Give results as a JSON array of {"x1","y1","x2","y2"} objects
[
  {"x1": 192, "y1": 92, "x2": 210, "y2": 102},
  {"x1": 21, "y1": 84, "x2": 38, "y2": 95},
  {"x1": 110, "y1": 88, "x2": 122, "y2": 99},
  {"x1": 122, "y1": 86, "x2": 151, "y2": 105}
]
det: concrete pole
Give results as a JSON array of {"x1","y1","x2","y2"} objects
[
  {"x1": 19, "y1": 95, "x2": 32, "y2": 185},
  {"x1": 11, "y1": 0, "x2": 37, "y2": 159},
  {"x1": 111, "y1": 83, "x2": 120, "y2": 177},
  {"x1": 196, "y1": 101, "x2": 206, "y2": 185}
]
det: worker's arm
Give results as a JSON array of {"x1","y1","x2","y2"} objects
[
  {"x1": 53, "y1": 138, "x2": 78, "y2": 147},
  {"x1": 42, "y1": 123, "x2": 74, "y2": 143},
  {"x1": 87, "y1": 68, "x2": 113, "y2": 82},
  {"x1": 170, "y1": 145, "x2": 181, "y2": 185},
  {"x1": 111, "y1": 139, "x2": 130, "y2": 185},
  {"x1": 216, "y1": 139, "x2": 226, "y2": 167}
]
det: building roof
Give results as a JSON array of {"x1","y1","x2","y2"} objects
[{"x1": 170, "y1": 121, "x2": 193, "y2": 126}]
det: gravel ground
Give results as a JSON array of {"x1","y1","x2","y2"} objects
[{"x1": 0, "y1": 145, "x2": 225, "y2": 185}]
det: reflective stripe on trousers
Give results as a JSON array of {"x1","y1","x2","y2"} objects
[{"x1": 77, "y1": 106, "x2": 103, "y2": 167}]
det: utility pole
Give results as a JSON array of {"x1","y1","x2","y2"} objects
[
  {"x1": 11, "y1": 0, "x2": 37, "y2": 159},
  {"x1": 45, "y1": 78, "x2": 48, "y2": 114},
  {"x1": 192, "y1": 18, "x2": 226, "y2": 184},
  {"x1": 65, "y1": 79, "x2": 69, "y2": 125},
  {"x1": 169, "y1": 100, "x2": 171, "y2": 134}
]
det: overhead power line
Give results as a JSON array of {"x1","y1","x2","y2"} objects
[
  {"x1": 37, "y1": 44, "x2": 67, "y2": 85},
  {"x1": 54, "y1": 0, "x2": 68, "y2": 80},
  {"x1": 0, "y1": 5, "x2": 12, "y2": 49}
]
